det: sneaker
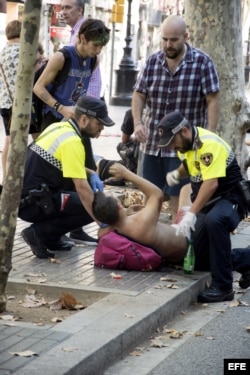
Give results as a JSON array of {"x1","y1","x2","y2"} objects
[
  {"x1": 197, "y1": 285, "x2": 234, "y2": 303},
  {"x1": 239, "y1": 271, "x2": 250, "y2": 289},
  {"x1": 69, "y1": 228, "x2": 98, "y2": 245},
  {"x1": 47, "y1": 240, "x2": 73, "y2": 251},
  {"x1": 21, "y1": 227, "x2": 54, "y2": 259}
]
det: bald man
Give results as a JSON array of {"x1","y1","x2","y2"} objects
[{"x1": 132, "y1": 15, "x2": 220, "y2": 222}]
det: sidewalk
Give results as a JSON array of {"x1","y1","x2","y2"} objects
[{"x1": 0, "y1": 104, "x2": 250, "y2": 374}]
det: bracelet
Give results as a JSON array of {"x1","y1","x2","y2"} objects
[
  {"x1": 53, "y1": 101, "x2": 62, "y2": 112},
  {"x1": 135, "y1": 122, "x2": 143, "y2": 127}
]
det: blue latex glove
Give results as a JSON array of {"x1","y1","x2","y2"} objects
[{"x1": 89, "y1": 173, "x2": 104, "y2": 192}]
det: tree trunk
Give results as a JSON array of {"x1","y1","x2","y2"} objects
[
  {"x1": 185, "y1": 0, "x2": 250, "y2": 173},
  {"x1": 0, "y1": 0, "x2": 42, "y2": 313}
]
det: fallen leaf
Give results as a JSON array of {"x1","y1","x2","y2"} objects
[
  {"x1": 238, "y1": 300, "x2": 249, "y2": 306},
  {"x1": 25, "y1": 286, "x2": 36, "y2": 295},
  {"x1": 194, "y1": 332, "x2": 203, "y2": 337},
  {"x1": 230, "y1": 300, "x2": 239, "y2": 307},
  {"x1": 49, "y1": 299, "x2": 63, "y2": 311},
  {"x1": 9, "y1": 350, "x2": 38, "y2": 357},
  {"x1": 167, "y1": 284, "x2": 179, "y2": 289},
  {"x1": 0, "y1": 315, "x2": 19, "y2": 321},
  {"x1": 19, "y1": 294, "x2": 47, "y2": 308},
  {"x1": 124, "y1": 313, "x2": 134, "y2": 318},
  {"x1": 50, "y1": 258, "x2": 61, "y2": 264},
  {"x1": 24, "y1": 273, "x2": 46, "y2": 277},
  {"x1": 153, "y1": 284, "x2": 164, "y2": 289},
  {"x1": 60, "y1": 293, "x2": 79, "y2": 309},
  {"x1": 246, "y1": 326, "x2": 250, "y2": 332},
  {"x1": 51, "y1": 317, "x2": 63, "y2": 323},
  {"x1": 7, "y1": 295, "x2": 15, "y2": 300},
  {"x1": 169, "y1": 330, "x2": 183, "y2": 339},
  {"x1": 160, "y1": 277, "x2": 177, "y2": 282},
  {"x1": 129, "y1": 351, "x2": 141, "y2": 356},
  {"x1": 62, "y1": 347, "x2": 78, "y2": 352},
  {"x1": 150, "y1": 337, "x2": 168, "y2": 347},
  {"x1": 206, "y1": 336, "x2": 215, "y2": 340}
]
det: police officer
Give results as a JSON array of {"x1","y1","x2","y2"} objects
[
  {"x1": 157, "y1": 111, "x2": 250, "y2": 303},
  {"x1": 19, "y1": 96, "x2": 114, "y2": 259}
]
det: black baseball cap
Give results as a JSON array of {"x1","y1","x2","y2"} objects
[
  {"x1": 75, "y1": 96, "x2": 115, "y2": 127},
  {"x1": 157, "y1": 111, "x2": 189, "y2": 147}
]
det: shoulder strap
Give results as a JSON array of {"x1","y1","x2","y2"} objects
[{"x1": 90, "y1": 56, "x2": 97, "y2": 74}]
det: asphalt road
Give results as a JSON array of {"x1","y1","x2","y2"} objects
[{"x1": 106, "y1": 288, "x2": 250, "y2": 375}]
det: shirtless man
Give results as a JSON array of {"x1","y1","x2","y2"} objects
[{"x1": 92, "y1": 163, "x2": 188, "y2": 263}]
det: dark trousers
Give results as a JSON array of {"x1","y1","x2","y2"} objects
[
  {"x1": 192, "y1": 198, "x2": 250, "y2": 290},
  {"x1": 18, "y1": 190, "x2": 93, "y2": 246}
]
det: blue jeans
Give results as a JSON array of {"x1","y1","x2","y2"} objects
[{"x1": 142, "y1": 154, "x2": 189, "y2": 196}]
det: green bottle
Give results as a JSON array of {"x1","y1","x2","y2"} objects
[{"x1": 183, "y1": 239, "x2": 195, "y2": 275}]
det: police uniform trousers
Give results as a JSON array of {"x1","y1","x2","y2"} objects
[
  {"x1": 192, "y1": 196, "x2": 250, "y2": 290},
  {"x1": 18, "y1": 190, "x2": 93, "y2": 247}
]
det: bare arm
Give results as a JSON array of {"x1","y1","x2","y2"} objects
[
  {"x1": 121, "y1": 132, "x2": 133, "y2": 143},
  {"x1": 33, "y1": 51, "x2": 75, "y2": 120},
  {"x1": 132, "y1": 91, "x2": 147, "y2": 143},
  {"x1": 206, "y1": 91, "x2": 220, "y2": 132},
  {"x1": 73, "y1": 178, "x2": 100, "y2": 224},
  {"x1": 189, "y1": 178, "x2": 218, "y2": 214}
]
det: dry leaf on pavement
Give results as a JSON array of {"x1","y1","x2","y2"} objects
[
  {"x1": 129, "y1": 351, "x2": 141, "y2": 356},
  {"x1": 160, "y1": 277, "x2": 177, "y2": 282},
  {"x1": 51, "y1": 316, "x2": 63, "y2": 323},
  {"x1": 19, "y1": 294, "x2": 47, "y2": 308},
  {"x1": 0, "y1": 315, "x2": 19, "y2": 321},
  {"x1": 48, "y1": 299, "x2": 63, "y2": 311},
  {"x1": 150, "y1": 337, "x2": 168, "y2": 347},
  {"x1": 60, "y1": 292, "x2": 85, "y2": 310},
  {"x1": 167, "y1": 284, "x2": 179, "y2": 289},
  {"x1": 62, "y1": 347, "x2": 78, "y2": 352},
  {"x1": 9, "y1": 350, "x2": 38, "y2": 357}
]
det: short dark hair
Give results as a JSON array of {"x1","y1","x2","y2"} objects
[
  {"x1": 78, "y1": 18, "x2": 110, "y2": 46},
  {"x1": 5, "y1": 20, "x2": 21, "y2": 40},
  {"x1": 92, "y1": 191, "x2": 119, "y2": 225}
]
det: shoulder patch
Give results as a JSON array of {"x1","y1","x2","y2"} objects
[{"x1": 200, "y1": 153, "x2": 213, "y2": 166}]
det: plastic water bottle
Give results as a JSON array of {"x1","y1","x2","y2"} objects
[{"x1": 183, "y1": 239, "x2": 195, "y2": 274}]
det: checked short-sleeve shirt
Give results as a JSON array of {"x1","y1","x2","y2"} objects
[{"x1": 133, "y1": 43, "x2": 219, "y2": 157}]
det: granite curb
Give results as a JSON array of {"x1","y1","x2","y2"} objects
[{"x1": 11, "y1": 272, "x2": 210, "y2": 375}]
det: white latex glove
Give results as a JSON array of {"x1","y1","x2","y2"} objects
[
  {"x1": 166, "y1": 169, "x2": 180, "y2": 186},
  {"x1": 175, "y1": 212, "x2": 196, "y2": 239}
]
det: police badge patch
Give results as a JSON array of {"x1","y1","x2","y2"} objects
[{"x1": 200, "y1": 153, "x2": 213, "y2": 166}]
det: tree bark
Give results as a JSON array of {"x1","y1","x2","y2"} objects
[
  {"x1": 0, "y1": 0, "x2": 42, "y2": 313},
  {"x1": 185, "y1": 0, "x2": 250, "y2": 173}
]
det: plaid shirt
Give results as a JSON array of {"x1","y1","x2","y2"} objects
[
  {"x1": 134, "y1": 43, "x2": 219, "y2": 157},
  {"x1": 70, "y1": 17, "x2": 101, "y2": 98}
]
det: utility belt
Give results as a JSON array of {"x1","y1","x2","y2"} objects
[{"x1": 20, "y1": 183, "x2": 55, "y2": 215}]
